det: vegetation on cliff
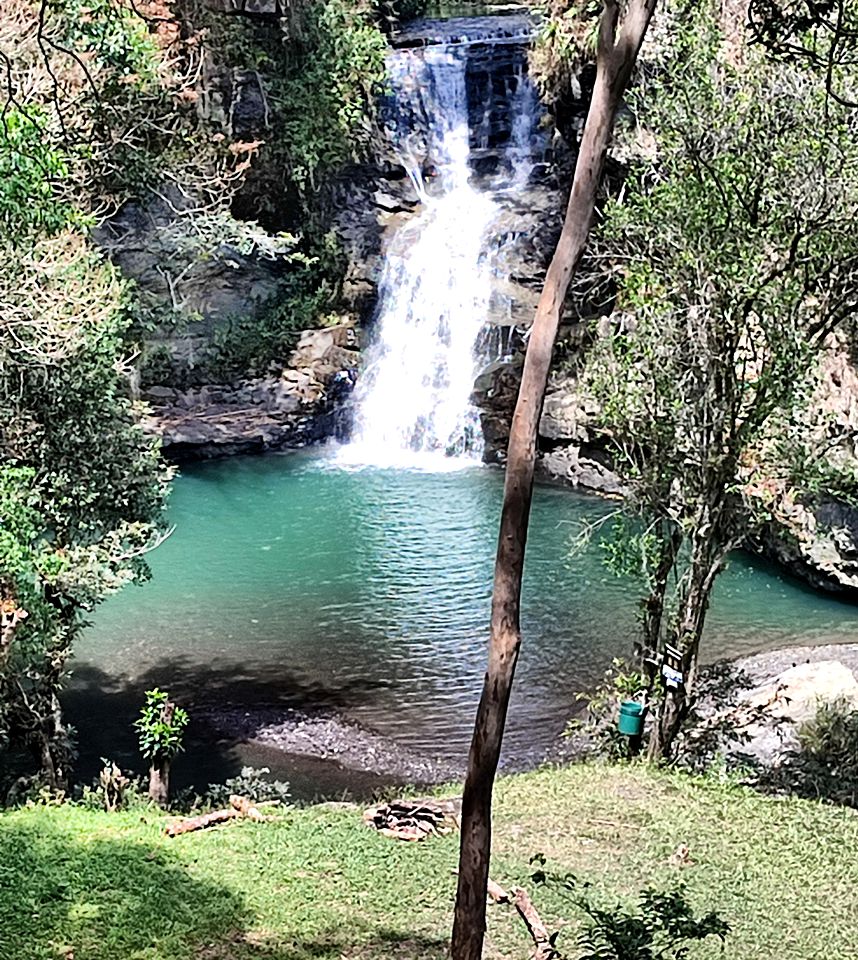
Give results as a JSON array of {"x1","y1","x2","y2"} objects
[
  {"x1": 0, "y1": 0, "x2": 403, "y2": 789},
  {"x1": 0, "y1": 0, "x2": 403, "y2": 389}
]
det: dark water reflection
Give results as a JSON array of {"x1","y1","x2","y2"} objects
[{"x1": 66, "y1": 449, "x2": 857, "y2": 797}]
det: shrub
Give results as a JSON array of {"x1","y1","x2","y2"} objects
[
  {"x1": 135, "y1": 688, "x2": 189, "y2": 763},
  {"x1": 565, "y1": 658, "x2": 650, "y2": 761},
  {"x1": 530, "y1": 855, "x2": 729, "y2": 960},
  {"x1": 790, "y1": 697, "x2": 858, "y2": 808},
  {"x1": 0, "y1": 110, "x2": 72, "y2": 239},
  {"x1": 203, "y1": 766, "x2": 291, "y2": 809}
]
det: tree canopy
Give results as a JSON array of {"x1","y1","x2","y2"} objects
[{"x1": 584, "y1": 1, "x2": 858, "y2": 755}]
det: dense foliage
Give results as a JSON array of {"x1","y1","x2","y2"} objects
[
  {"x1": 584, "y1": 2, "x2": 858, "y2": 756},
  {"x1": 0, "y1": 0, "x2": 408, "y2": 791},
  {"x1": 748, "y1": 0, "x2": 858, "y2": 107},
  {"x1": 208, "y1": 0, "x2": 392, "y2": 214},
  {"x1": 0, "y1": 1, "x2": 198, "y2": 789},
  {"x1": 0, "y1": 0, "x2": 399, "y2": 389},
  {"x1": 0, "y1": 231, "x2": 171, "y2": 791}
]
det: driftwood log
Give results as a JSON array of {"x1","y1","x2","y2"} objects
[
  {"x1": 165, "y1": 795, "x2": 272, "y2": 837},
  {"x1": 487, "y1": 878, "x2": 560, "y2": 960},
  {"x1": 363, "y1": 798, "x2": 460, "y2": 841}
]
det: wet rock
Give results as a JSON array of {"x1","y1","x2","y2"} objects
[
  {"x1": 391, "y1": 13, "x2": 535, "y2": 50},
  {"x1": 373, "y1": 188, "x2": 416, "y2": 213},
  {"x1": 473, "y1": 356, "x2": 521, "y2": 460},
  {"x1": 753, "y1": 494, "x2": 858, "y2": 599},
  {"x1": 144, "y1": 386, "x2": 178, "y2": 401}
]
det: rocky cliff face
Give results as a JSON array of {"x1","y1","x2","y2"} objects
[
  {"x1": 143, "y1": 321, "x2": 359, "y2": 459},
  {"x1": 106, "y1": 9, "x2": 569, "y2": 461},
  {"x1": 331, "y1": 15, "x2": 570, "y2": 340},
  {"x1": 479, "y1": 321, "x2": 858, "y2": 598},
  {"x1": 93, "y1": 190, "x2": 290, "y2": 383},
  {"x1": 749, "y1": 335, "x2": 858, "y2": 596}
]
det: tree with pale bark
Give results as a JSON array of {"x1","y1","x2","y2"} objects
[{"x1": 451, "y1": 2, "x2": 657, "y2": 958}]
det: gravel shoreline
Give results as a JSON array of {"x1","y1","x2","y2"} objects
[
  {"x1": 734, "y1": 642, "x2": 858, "y2": 681},
  {"x1": 199, "y1": 705, "x2": 465, "y2": 785},
  {"x1": 195, "y1": 643, "x2": 858, "y2": 789}
]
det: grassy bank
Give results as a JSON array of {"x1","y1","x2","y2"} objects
[{"x1": 1, "y1": 764, "x2": 856, "y2": 960}]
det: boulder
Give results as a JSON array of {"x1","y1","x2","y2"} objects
[
  {"x1": 743, "y1": 660, "x2": 858, "y2": 726},
  {"x1": 538, "y1": 445, "x2": 625, "y2": 496},
  {"x1": 697, "y1": 649, "x2": 858, "y2": 767}
]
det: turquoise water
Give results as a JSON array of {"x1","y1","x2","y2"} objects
[{"x1": 68, "y1": 449, "x2": 857, "y2": 789}]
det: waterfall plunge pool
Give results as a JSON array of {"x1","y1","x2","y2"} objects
[
  {"x1": 60, "y1": 18, "x2": 858, "y2": 799},
  {"x1": 66, "y1": 450, "x2": 858, "y2": 800}
]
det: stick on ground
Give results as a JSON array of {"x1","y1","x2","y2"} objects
[
  {"x1": 165, "y1": 795, "x2": 269, "y2": 837},
  {"x1": 486, "y1": 879, "x2": 559, "y2": 959}
]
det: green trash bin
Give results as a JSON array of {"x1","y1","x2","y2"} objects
[{"x1": 618, "y1": 700, "x2": 645, "y2": 737}]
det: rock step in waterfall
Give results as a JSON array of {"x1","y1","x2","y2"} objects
[{"x1": 341, "y1": 21, "x2": 545, "y2": 468}]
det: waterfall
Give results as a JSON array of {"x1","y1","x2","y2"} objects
[{"x1": 343, "y1": 35, "x2": 541, "y2": 469}]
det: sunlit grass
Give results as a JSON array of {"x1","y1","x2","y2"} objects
[{"x1": 1, "y1": 764, "x2": 856, "y2": 959}]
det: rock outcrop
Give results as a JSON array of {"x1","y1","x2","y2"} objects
[
  {"x1": 145, "y1": 321, "x2": 359, "y2": 459},
  {"x1": 755, "y1": 496, "x2": 858, "y2": 596},
  {"x1": 93, "y1": 190, "x2": 288, "y2": 366},
  {"x1": 478, "y1": 319, "x2": 858, "y2": 598},
  {"x1": 474, "y1": 340, "x2": 626, "y2": 496},
  {"x1": 699, "y1": 646, "x2": 858, "y2": 767}
]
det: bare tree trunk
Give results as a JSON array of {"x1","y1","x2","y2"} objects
[
  {"x1": 648, "y1": 532, "x2": 725, "y2": 760},
  {"x1": 149, "y1": 758, "x2": 171, "y2": 806},
  {"x1": 451, "y1": 4, "x2": 658, "y2": 958}
]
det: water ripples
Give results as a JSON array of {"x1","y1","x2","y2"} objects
[{"x1": 77, "y1": 451, "x2": 858, "y2": 767}]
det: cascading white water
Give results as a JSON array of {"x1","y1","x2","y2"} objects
[
  {"x1": 509, "y1": 63, "x2": 543, "y2": 188},
  {"x1": 343, "y1": 38, "x2": 540, "y2": 468}
]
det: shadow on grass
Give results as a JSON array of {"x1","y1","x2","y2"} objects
[
  {"x1": 0, "y1": 816, "x2": 449, "y2": 960},
  {"x1": 197, "y1": 929, "x2": 449, "y2": 959},
  {"x1": 0, "y1": 817, "x2": 244, "y2": 960}
]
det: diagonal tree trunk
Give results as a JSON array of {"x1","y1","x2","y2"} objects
[{"x1": 451, "y1": 3, "x2": 658, "y2": 958}]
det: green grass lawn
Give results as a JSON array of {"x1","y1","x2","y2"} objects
[{"x1": 1, "y1": 764, "x2": 856, "y2": 960}]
